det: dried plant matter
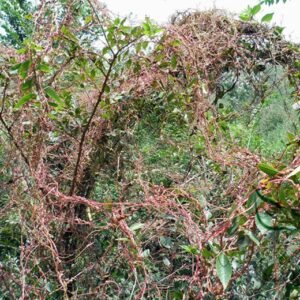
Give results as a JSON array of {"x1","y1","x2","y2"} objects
[{"x1": 0, "y1": 4, "x2": 299, "y2": 299}]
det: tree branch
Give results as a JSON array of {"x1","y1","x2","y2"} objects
[{"x1": 69, "y1": 54, "x2": 117, "y2": 195}]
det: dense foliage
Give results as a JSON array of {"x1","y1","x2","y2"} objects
[
  {"x1": 0, "y1": 0, "x2": 299, "y2": 299},
  {"x1": 0, "y1": 0, "x2": 34, "y2": 48}
]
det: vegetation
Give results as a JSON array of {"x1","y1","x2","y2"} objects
[
  {"x1": 0, "y1": 0, "x2": 34, "y2": 48},
  {"x1": 0, "y1": 0, "x2": 299, "y2": 299}
]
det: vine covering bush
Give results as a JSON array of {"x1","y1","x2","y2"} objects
[{"x1": 0, "y1": 0, "x2": 299, "y2": 299}]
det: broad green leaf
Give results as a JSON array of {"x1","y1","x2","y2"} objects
[
  {"x1": 160, "y1": 236, "x2": 173, "y2": 249},
  {"x1": 216, "y1": 253, "x2": 232, "y2": 290},
  {"x1": 171, "y1": 55, "x2": 177, "y2": 69},
  {"x1": 15, "y1": 93, "x2": 36, "y2": 108},
  {"x1": 18, "y1": 60, "x2": 32, "y2": 79},
  {"x1": 261, "y1": 13, "x2": 274, "y2": 22},
  {"x1": 113, "y1": 17, "x2": 121, "y2": 25},
  {"x1": 84, "y1": 15, "x2": 93, "y2": 24},
  {"x1": 255, "y1": 212, "x2": 273, "y2": 233},
  {"x1": 246, "y1": 192, "x2": 262, "y2": 213},
  {"x1": 141, "y1": 41, "x2": 149, "y2": 50},
  {"x1": 251, "y1": 4, "x2": 261, "y2": 16},
  {"x1": 240, "y1": 13, "x2": 251, "y2": 21},
  {"x1": 11, "y1": 63, "x2": 22, "y2": 71},
  {"x1": 30, "y1": 43, "x2": 43, "y2": 52},
  {"x1": 245, "y1": 230, "x2": 260, "y2": 245},
  {"x1": 48, "y1": 102, "x2": 58, "y2": 107},
  {"x1": 274, "y1": 26, "x2": 284, "y2": 36},
  {"x1": 143, "y1": 22, "x2": 151, "y2": 35},
  {"x1": 240, "y1": 7, "x2": 252, "y2": 21},
  {"x1": 21, "y1": 78, "x2": 33, "y2": 91},
  {"x1": 25, "y1": 14, "x2": 33, "y2": 20},
  {"x1": 37, "y1": 63, "x2": 52, "y2": 73},
  {"x1": 258, "y1": 162, "x2": 279, "y2": 177},
  {"x1": 201, "y1": 247, "x2": 214, "y2": 259},
  {"x1": 102, "y1": 46, "x2": 111, "y2": 55},
  {"x1": 44, "y1": 87, "x2": 62, "y2": 103},
  {"x1": 61, "y1": 25, "x2": 78, "y2": 43},
  {"x1": 142, "y1": 18, "x2": 161, "y2": 36}
]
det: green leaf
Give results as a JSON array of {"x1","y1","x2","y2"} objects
[
  {"x1": 201, "y1": 247, "x2": 214, "y2": 259},
  {"x1": 113, "y1": 17, "x2": 121, "y2": 26},
  {"x1": 216, "y1": 253, "x2": 232, "y2": 290},
  {"x1": 170, "y1": 39, "x2": 181, "y2": 47},
  {"x1": 246, "y1": 192, "x2": 262, "y2": 213},
  {"x1": 274, "y1": 26, "x2": 284, "y2": 36},
  {"x1": 142, "y1": 18, "x2": 161, "y2": 36},
  {"x1": 21, "y1": 78, "x2": 33, "y2": 91},
  {"x1": 11, "y1": 63, "x2": 22, "y2": 71},
  {"x1": 261, "y1": 13, "x2": 274, "y2": 22},
  {"x1": 84, "y1": 15, "x2": 93, "y2": 24},
  {"x1": 16, "y1": 48, "x2": 27, "y2": 55},
  {"x1": 160, "y1": 236, "x2": 173, "y2": 249},
  {"x1": 171, "y1": 55, "x2": 177, "y2": 69},
  {"x1": 143, "y1": 22, "x2": 151, "y2": 35},
  {"x1": 61, "y1": 25, "x2": 78, "y2": 43},
  {"x1": 30, "y1": 43, "x2": 43, "y2": 52},
  {"x1": 44, "y1": 87, "x2": 62, "y2": 103},
  {"x1": 141, "y1": 41, "x2": 149, "y2": 50},
  {"x1": 239, "y1": 7, "x2": 252, "y2": 21},
  {"x1": 25, "y1": 14, "x2": 33, "y2": 21},
  {"x1": 15, "y1": 93, "x2": 36, "y2": 108},
  {"x1": 227, "y1": 217, "x2": 239, "y2": 236},
  {"x1": 181, "y1": 244, "x2": 200, "y2": 255},
  {"x1": 255, "y1": 212, "x2": 273, "y2": 233},
  {"x1": 251, "y1": 4, "x2": 261, "y2": 15},
  {"x1": 239, "y1": 13, "x2": 251, "y2": 21},
  {"x1": 48, "y1": 102, "x2": 58, "y2": 107},
  {"x1": 102, "y1": 46, "x2": 110, "y2": 55},
  {"x1": 18, "y1": 60, "x2": 31, "y2": 79},
  {"x1": 37, "y1": 63, "x2": 52, "y2": 73},
  {"x1": 245, "y1": 230, "x2": 260, "y2": 245},
  {"x1": 258, "y1": 162, "x2": 279, "y2": 177}
]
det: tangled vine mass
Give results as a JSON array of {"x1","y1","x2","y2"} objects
[{"x1": 0, "y1": 0, "x2": 299, "y2": 299}]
